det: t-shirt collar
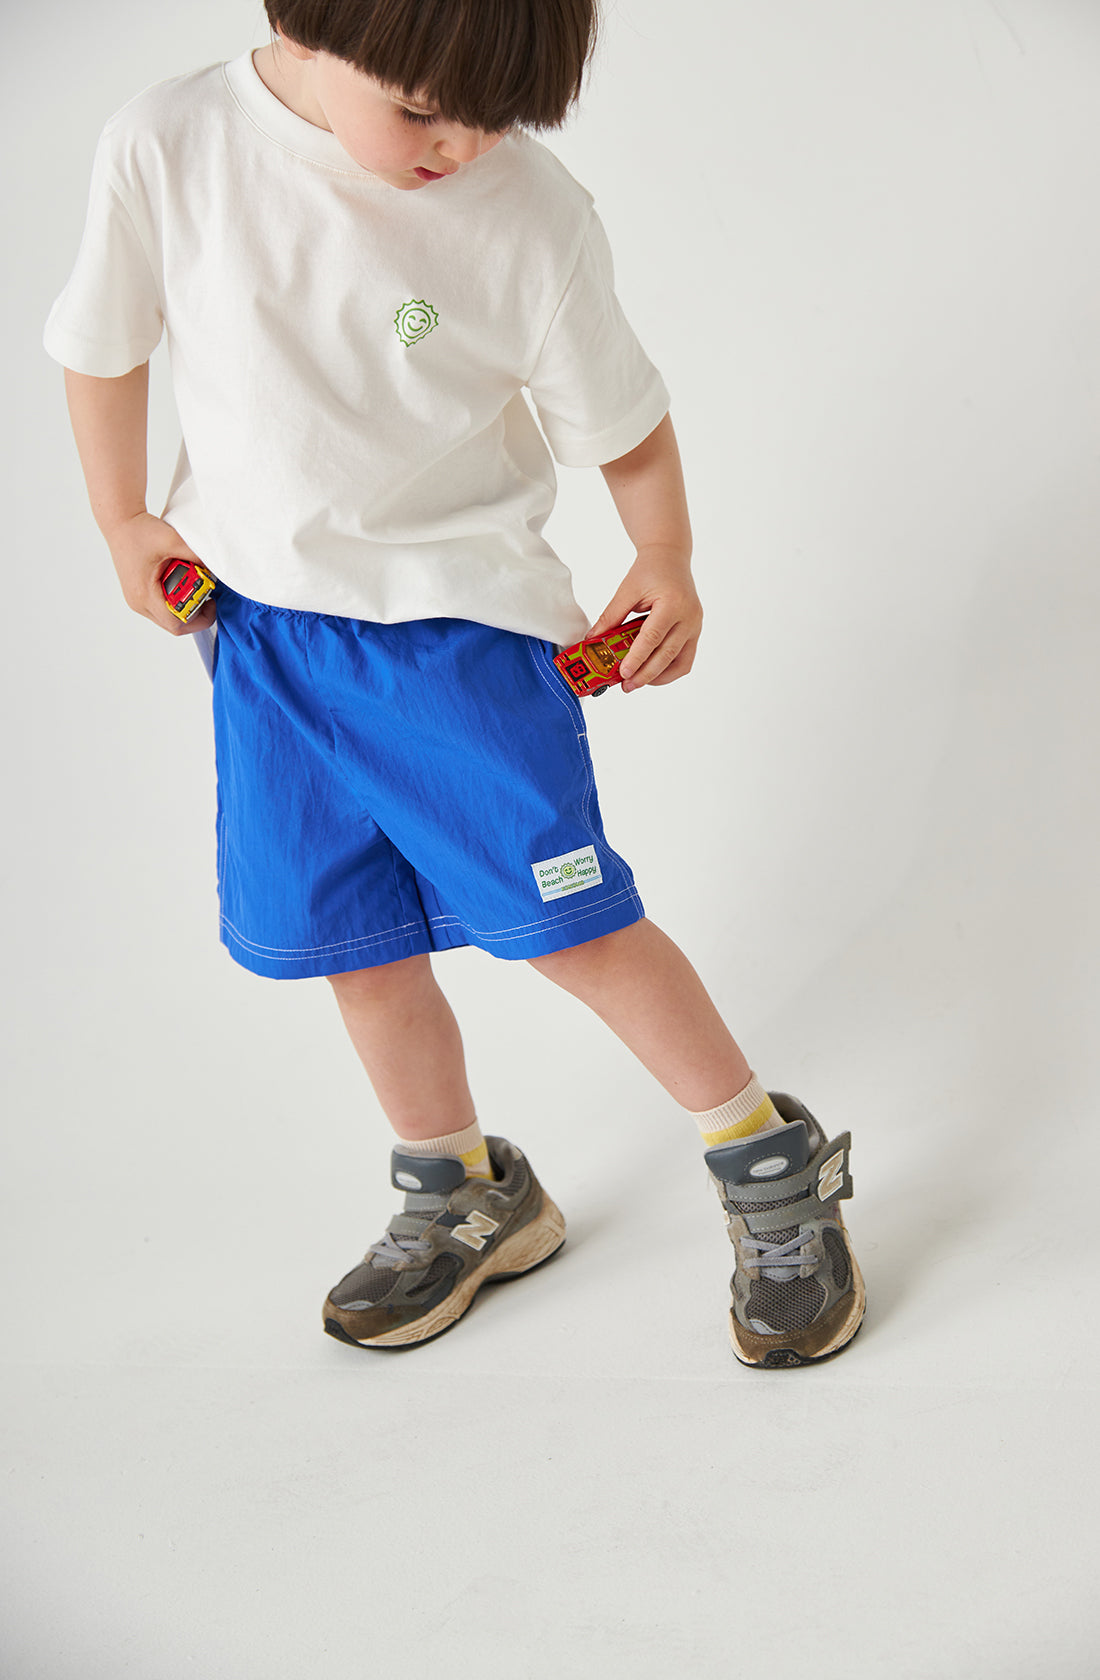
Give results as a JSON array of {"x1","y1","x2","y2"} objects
[{"x1": 223, "y1": 50, "x2": 378, "y2": 177}]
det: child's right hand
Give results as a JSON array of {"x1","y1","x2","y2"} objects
[{"x1": 106, "y1": 512, "x2": 216, "y2": 636}]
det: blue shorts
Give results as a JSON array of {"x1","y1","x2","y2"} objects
[{"x1": 211, "y1": 587, "x2": 645, "y2": 978}]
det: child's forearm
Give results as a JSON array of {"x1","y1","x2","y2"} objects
[
  {"x1": 590, "y1": 412, "x2": 702, "y2": 689},
  {"x1": 64, "y1": 364, "x2": 150, "y2": 539},
  {"x1": 61, "y1": 363, "x2": 212, "y2": 636},
  {"x1": 598, "y1": 411, "x2": 692, "y2": 570}
]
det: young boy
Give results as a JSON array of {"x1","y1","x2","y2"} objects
[{"x1": 46, "y1": 0, "x2": 865, "y2": 1368}]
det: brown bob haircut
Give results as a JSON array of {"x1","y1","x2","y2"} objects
[{"x1": 263, "y1": 0, "x2": 598, "y2": 132}]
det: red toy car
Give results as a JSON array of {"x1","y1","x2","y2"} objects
[
  {"x1": 553, "y1": 616, "x2": 648, "y2": 697},
  {"x1": 161, "y1": 559, "x2": 216, "y2": 624}
]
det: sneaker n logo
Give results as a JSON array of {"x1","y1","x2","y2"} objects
[
  {"x1": 451, "y1": 1210, "x2": 500, "y2": 1252},
  {"x1": 818, "y1": 1150, "x2": 845, "y2": 1201}
]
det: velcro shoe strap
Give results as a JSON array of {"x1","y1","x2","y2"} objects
[
  {"x1": 391, "y1": 1151, "x2": 466, "y2": 1194},
  {"x1": 726, "y1": 1131, "x2": 854, "y2": 1217},
  {"x1": 737, "y1": 1199, "x2": 824, "y2": 1237}
]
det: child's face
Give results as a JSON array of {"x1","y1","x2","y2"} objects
[{"x1": 272, "y1": 40, "x2": 507, "y2": 189}]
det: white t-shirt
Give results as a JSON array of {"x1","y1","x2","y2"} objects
[{"x1": 45, "y1": 53, "x2": 670, "y2": 642}]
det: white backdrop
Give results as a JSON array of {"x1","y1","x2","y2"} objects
[{"x1": 4, "y1": 3, "x2": 1098, "y2": 1677}]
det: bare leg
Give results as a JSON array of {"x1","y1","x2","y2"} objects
[
  {"x1": 327, "y1": 955, "x2": 477, "y2": 1141},
  {"x1": 528, "y1": 919, "x2": 751, "y2": 1111}
]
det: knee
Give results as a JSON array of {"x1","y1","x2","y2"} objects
[
  {"x1": 529, "y1": 924, "x2": 632, "y2": 985},
  {"x1": 528, "y1": 944, "x2": 580, "y2": 983}
]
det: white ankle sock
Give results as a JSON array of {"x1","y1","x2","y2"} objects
[{"x1": 690, "y1": 1075, "x2": 784, "y2": 1148}]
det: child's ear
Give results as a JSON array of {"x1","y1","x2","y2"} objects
[{"x1": 274, "y1": 25, "x2": 315, "y2": 63}]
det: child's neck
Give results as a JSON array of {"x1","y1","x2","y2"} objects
[{"x1": 252, "y1": 44, "x2": 330, "y2": 133}]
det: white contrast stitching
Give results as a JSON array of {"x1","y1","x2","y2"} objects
[
  {"x1": 220, "y1": 914, "x2": 423, "y2": 958},
  {"x1": 425, "y1": 884, "x2": 643, "y2": 940},
  {"x1": 221, "y1": 884, "x2": 644, "y2": 962}
]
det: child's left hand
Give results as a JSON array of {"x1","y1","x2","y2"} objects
[{"x1": 586, "y1": 547, "x2": 703, "y2": 691}]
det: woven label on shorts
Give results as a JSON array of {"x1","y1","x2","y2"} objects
[{"x1": 531, "y1": 846, "x2": 604, "y2": 902}]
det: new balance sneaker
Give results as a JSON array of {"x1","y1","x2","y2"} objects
[
  {"x1": 705, "y1": 1093, "x2": 866, "y2": 1368},
  {"x1": 323, "y1": 1136, "x2": 566, "y2": 1348}
]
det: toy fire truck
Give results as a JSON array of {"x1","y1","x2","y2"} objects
[
  {"x1": 161, "y1": 559, "x2": 216, "y2": 624},
  {"x1": 553, "y1": 616, "x2": 647, "y2": 698}
]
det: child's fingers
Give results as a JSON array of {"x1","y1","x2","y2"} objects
[
  {"x1": 181, "y1": 596, "x2": 218, "y2": 635},
  {"x1": 645, "y1": 641, "x2": 699, "y2": 687},
  {"x1": 617, "y1": 613, "x2": 666, "y2": 679},
  {"x1": 620, "y1": 621, "x2": 690, "y2": 688},
  {"x1": 143, "y1": 595, "x2": 196, "y2": 635}
]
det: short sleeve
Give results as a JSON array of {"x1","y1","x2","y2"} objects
[
  {"x1": 526, "y1": 210, "x2": 669, "y2": 467},
  {"x1": 43, "y1": 126, "x2": 164, "y2": 377}
]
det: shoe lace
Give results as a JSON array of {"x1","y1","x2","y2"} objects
[
  {"x1": 367, "y1": 1229, "x2": 432, "y2": 1268},
  {"x1": 738, "y1": 1227, "x2": 818, "y2": 1279}
]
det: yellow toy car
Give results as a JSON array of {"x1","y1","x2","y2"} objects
[{"x1": 161, "y1": 559, "x2": 216, "y2": 624}]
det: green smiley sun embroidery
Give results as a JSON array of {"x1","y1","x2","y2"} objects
[{"x1": 394, "y1": 299, "x2": 439, "y2": 347}]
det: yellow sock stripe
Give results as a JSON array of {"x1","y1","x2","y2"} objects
[
  {"x1": 459, "y1": 1141, "x2": 493, "y2": 1179},
  {"x1": 701, "y1": 1096, "x2": 779, "y2": 1147}
]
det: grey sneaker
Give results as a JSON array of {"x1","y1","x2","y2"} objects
[
  {"x1": 705, "y1": 1093, "x2": 866, "y2": 1368},
  {"x1": 323, "y1": 1136, "x2": 566, "y2": 1348}
]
